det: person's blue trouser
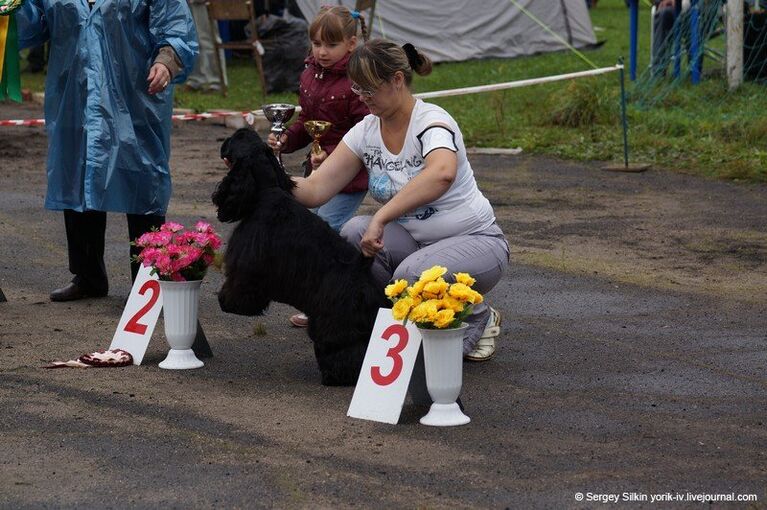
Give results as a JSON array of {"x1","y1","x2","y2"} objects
[{"x1": 314, "y1": 191, "x2": 367, "y2": 233}]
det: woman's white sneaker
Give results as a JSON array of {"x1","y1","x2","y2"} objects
[{"x1": 464, "y1": 307, "x2": 501, "y2": 362}]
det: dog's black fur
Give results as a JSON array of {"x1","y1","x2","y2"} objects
[{"x1": 212, "y1": 128, "x2": 388, "y2": 386}]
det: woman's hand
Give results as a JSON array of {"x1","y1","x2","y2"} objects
[
  {"x1": 360, "y1": 216, "x2": 386, "y2": 257},
  {"x1": 267, "y1": 133, "x2": 288, "y2": 151},
  {"x1": 147, "y1": 63, "x2": 171, "y2": 95},
  {"x1": 310, "y1": 150, "x2": 328, "y2": 170}
]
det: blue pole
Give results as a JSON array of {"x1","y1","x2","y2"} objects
[
  {"x1": 673, "y1": 0, "x2": 682, "y2": 78},
  {"x1": 618, "y1": 58, "x2": 630, "y2": 168},
  {"x1": 690, "y1": 0, "x2": 701, "y2": 84},
  {"x1": 629, "y1": 0, "x2": 639, "y2": 81}
]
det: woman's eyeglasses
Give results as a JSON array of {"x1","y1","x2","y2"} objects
[{"x1": 350, "y1": 83, "x2": 376, "y2": 97}]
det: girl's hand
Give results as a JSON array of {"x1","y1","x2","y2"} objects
[
  {"x1": 267, "y1": 133, "x2": 288, "y2": 150},
  {"x1": 360, "y1": 216, "x2": 386, "y2": 257},
  {"x1": 147, "y1": 63, "x2": 171, "y2": 95},
  {"x1": 310, "y1": 150, "x2": 328, "y2": 170}
]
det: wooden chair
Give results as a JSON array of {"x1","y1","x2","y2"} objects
[{"x1": 205, "y1": 0, "x2": 268, "y2": 97}]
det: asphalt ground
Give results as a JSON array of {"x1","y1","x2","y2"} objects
[{"x1": 1, "y1": 102, "x2": 766, "y2": 509}]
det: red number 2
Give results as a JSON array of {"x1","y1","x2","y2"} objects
[
  {"x1": 124, "y1": 280, "x2": 160, "y2": 335},
  {"x1": 371, "y1": 324, "x2": 409, "y2": 386}
]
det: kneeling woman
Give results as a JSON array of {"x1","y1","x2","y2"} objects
[{"x1": 291, "y1": 39, "x2": 509, "y2": 361}]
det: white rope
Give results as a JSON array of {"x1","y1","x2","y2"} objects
[
  {"x1": 413, "y1": 65, "x2": 623, "y2": 100},
  {"x1": 2, "y1": 66, "x2": 623, "y2": 127}
]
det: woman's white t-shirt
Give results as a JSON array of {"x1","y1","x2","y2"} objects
[{"x1": 342, "y1": 99, "x2": 496, "y2": 244}]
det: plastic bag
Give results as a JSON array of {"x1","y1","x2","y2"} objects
[{"x1": 250, "y1": 12, "x2": 309, "y2": 94}]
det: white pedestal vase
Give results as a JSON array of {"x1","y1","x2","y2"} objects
[
  {"x1": 418, "y1": 323, "x2": 471, "y2": 426},
  {"x1": 158, "y1": 280, "x2": 204, "y2": 369}
]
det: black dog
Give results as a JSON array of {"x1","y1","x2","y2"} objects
[{"x1": 212, "y1": 128, "x2": 388, "y2": 386}]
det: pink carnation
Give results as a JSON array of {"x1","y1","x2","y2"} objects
[
  {"x1": 134, "y1": 220, "x2": 222, "y2": 281},
  {"x1": 195, "y1": 221, "x2": 213, "y2": 233},
  {"x1": 160, "y1": 222, "x2": 185, "y2": 233}
]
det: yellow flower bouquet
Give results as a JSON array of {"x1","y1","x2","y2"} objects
[{"x1": 385, "y1": 265, "x2": 483, "y2": 330}]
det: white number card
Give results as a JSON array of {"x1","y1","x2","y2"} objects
[
  {"x1": 347, "y1": 308, "x2": 422, "y2": 424},
  {"x1": 109, "y1": 264, "x2": 163, "y2": 365}
]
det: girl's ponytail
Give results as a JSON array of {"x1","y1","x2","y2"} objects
[{"x1": 357, "y1": 13, "x2": 369, "y2": 41}]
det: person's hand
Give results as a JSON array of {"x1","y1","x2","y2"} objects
[
  {"x1": 147, "y1": 63, "x2": 171, "y2": 95},
  {"x1": 310, "y1": 150, "x2": 328, "y2": 170},
  {"x1": 360, "y1": 216, "x2": 386, "y2": 257},
  {"x1": 267, "y1": 133, "x2": 288, "y2": 151}
]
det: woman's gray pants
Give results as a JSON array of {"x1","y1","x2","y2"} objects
[{"x1": 341, "y1": 217, "x2": 510, "y2": 353}]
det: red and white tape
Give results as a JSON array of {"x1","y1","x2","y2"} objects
[
  {"x1": 0, "y1": 119, "x2": 46, "y2": 127},
  {"x1": 0, "y1": 111, "x2": 253, "y2": 127},
  {"x1": 0, "y1": 107, "x2": 304, "y2": 127}
]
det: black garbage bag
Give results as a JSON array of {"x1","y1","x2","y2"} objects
[{"x1": 251, "y1": 13, "x2": 310, "y2": 94}]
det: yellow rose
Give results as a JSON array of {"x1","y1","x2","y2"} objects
[
  {"x1": 454, "y1": 272, "x2": 476, "y2": 287},
  {"x1": 433, "y1": 309, "x2": 456, "y2": 328},
  {"x1": 423, "y1": 279, "x2": 449, "y2": 300},
  {"x1": 418, "y1": 265, "x2": 447, "y2": 283},
  {"x1": 385, "y1": 279, "x2": 409, "y2": 298},
  {"x1": 448, "y1": 283, "x2": 474, "y2": 302},
  {"x1": 411, "y1": 300, "x2": 439, "y2": 323},
  {"x1": 448, "y1": 283, "x2": 484, "y2": 304},
  {"x1": 441, "y1": 296, "x2": 465, "y2": 312},
  {"x1": 392, "y1": 297, "x2": 414, "y2": 321},
  {"x1": 409, "y1": 280, "x2": 426, "y2": 299}
]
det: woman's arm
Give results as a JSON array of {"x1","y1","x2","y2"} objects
[
  {"x1": 360, "y1": 148, "x2": 457, "y2": 256},
  {"x1": 148, "y1": 0, "x2": 198, "y2": 83},
  {"x1": 291, "y1": 141, "x2": 363, "y2": 208}
]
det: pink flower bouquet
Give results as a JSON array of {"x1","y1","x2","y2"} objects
[{"x1": 133, "y1": 221, "x2": 222, "y2": 281}]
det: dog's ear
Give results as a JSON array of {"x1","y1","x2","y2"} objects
[
  {"x1": 213, "y1": 131, "x2": 263, "y2": 223},
  {"x1": 212, "y1": 158, "x2": 259, "y2": 222}
]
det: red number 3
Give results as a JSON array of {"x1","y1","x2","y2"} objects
[
  {"x1": 371, "y1": 324, "x2": 409, "y2": 386},
  {"x1": 124, "y1": 280, "x2": 160, "y2": 335}
]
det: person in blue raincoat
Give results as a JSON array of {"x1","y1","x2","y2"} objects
[{"x1": 16, "y1": 0, "x2": 199, "y2": 301}]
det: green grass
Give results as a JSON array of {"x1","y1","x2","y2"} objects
[{"x1": 15, "y1": 0, "x2": 767, "y2": 182}]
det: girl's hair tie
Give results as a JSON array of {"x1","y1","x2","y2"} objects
[
  {"x1": 351, "y1": 9, "x2": 360, "y2": 19},
  {"x1": 402, "y1": 43, "x2": 423, "y2": 70}
]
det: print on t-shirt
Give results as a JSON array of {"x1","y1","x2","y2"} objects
[
  {"x1": 342, "y1": 100, "x2": 496, "y2": 243},
  {"x1": 363, "y1": 145, "x2": 424, "y2": 203}
]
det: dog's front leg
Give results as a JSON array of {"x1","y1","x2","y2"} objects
[{"x1": 218, "y1": 278, "x2": 271, "y2": 316}]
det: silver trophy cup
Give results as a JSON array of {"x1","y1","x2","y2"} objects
[{"x1": 261, "y1": 103, "x2": 296, "y2": 166}]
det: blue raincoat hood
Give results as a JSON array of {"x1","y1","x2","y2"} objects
[{"x1": 16, "y1": 0, "x2": 198, "y2": 214}]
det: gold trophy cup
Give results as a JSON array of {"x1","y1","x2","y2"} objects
[
  {"x1": 304, "y1": 120, "x2": 332, "y2": 156},
  {"x1": 303, "y1": 121, "x2": 332, "y2": 177}
]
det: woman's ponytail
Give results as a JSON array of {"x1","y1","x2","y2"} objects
[{"x1": 401, "y1": 43, "x2": 432, "y2": 76}]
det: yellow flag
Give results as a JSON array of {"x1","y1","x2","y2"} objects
[{"x1": 0, "y1": 16, "x2": 8, "y2": 78}]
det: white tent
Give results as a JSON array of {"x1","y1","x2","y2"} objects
[{"x1": 295, "y1": 0, "x2": 597, "y2": 63}]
